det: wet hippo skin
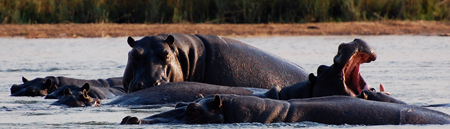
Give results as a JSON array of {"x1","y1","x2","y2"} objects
[
  {"x1": 121, "y1": 94, "x2": 450, "y2": 125},
  {"x1": 124, "y1": 33, "x2": 309, "y2": 93}
]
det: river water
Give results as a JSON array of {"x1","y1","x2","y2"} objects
[{"x1": 0, "y1": 35, "x2": 449, "y2": 128}]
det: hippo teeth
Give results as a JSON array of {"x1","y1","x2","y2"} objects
[{"x1": 342, "y1": 52, "x2": 375, "y2": 96}]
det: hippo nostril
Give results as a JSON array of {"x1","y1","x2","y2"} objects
[
  {"x1": 10, "y1": 85, "x2": 21, "y2": 94},
  {"x1": 137, "y1": 81, "x2": 144, "y2": 89}
]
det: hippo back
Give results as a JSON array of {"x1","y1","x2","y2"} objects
[
  {"x1": 107, "y1": 82, "x2": 254, "y2": 106},
  {"x1": 196, "y1": 34, "x2": 308, "y2": 89}
]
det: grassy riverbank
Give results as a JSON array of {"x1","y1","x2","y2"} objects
[{"x1": 1, "y1": 0, "x2": 449, "y2": 24}]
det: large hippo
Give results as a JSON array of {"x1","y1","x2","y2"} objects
[
  {"x1": 10, "y1": 76, "x2": 123, "y2": 96},
  {"x1": 121, "y1": 94, "x2": 450, "y2": 125},
  {"x1": 124, "y1": 33, "x2": 309, "y2": 93},
  {"x1": 45, "y1": 83, "x2": 126, "y2": 100}
]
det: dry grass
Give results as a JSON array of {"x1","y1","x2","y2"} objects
[{"x1": 1, "y1": 21, "x2": 449, "y2": 38}]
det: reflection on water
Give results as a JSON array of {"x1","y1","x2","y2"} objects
[{"x1": 0, "y1": 36, "x2": 449, "y2": 128}]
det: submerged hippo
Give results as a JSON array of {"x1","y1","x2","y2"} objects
[
  {"x1": 121, "y1": 94, "x2": 450, "y2": 125},
  {"x1": 10, "y1": 76, "x2": 123, "y2": 96},
  {"x1": 50, "y1": 81, "x2": 279, "y2": 107},
  {"x1": 357, "y1": 89, "x2": 407, "y2": 105},
  {"x1": 106, "y1": 82, "x2": 277, "y2": 106},
  {"x1": 45, "y1": 83, "x2": 126, "y2": 100},
  {"x1": 124, "y1": 33, "x2": 309, "y2": 93}
]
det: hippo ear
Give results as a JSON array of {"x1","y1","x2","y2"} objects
[
  {"x1": 127, "y1": 36, "x2": 135, "y2": 47},
  {"x1": 22, "y1": 76, "x2": 28, "y2": 83},
  {"x1": 166, "y1": 35, "x2": 175, "y2": 46},
  {"x1": 212, "y1": 94, "x2": 222, "y2": 109},
  {"x1": 63, "y1": 87, "x2": 73, "y2": 96},
  {"x1": 308, "y1": 73, "x2": 317, "y2": 85},
  {"x1": 81, "y1": 83, "x2": 91, "y2": 92},
  {"x1": 44, "y1": 79, "x2": 53, "y2": 89},
  {"x1": 82, "y1": 89, "x2": 90, "y2": 100}
]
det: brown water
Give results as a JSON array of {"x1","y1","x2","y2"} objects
[{"x1": 0, "y1": 36, "x2": 449, "y2": 128}]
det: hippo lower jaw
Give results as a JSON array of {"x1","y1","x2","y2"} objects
[{"x1": 342, "y1": 51, "x2": 376, "y2": 96}]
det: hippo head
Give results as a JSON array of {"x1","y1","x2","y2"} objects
[
  {"x1": 10, "y1": 76, "x2": 59, "y2": 96},
  {"x1": 124, "y1": 35, "x2": 184, "y2": 93},
  {"x1": 312, "y1": 39, "x2": 376, "y2": 97},
  {"x1": 121, "y1": 94, "x2": 224, "y2": 124},
  {"x1": 45, "y1": 83, "x2": 105, "y2": 100},
  {"x1": 50, "y1": 85, "x2": 101, "y2": 107},
  {"x1": 45, "y1": 84, "x2": 83, "y2": 99}
]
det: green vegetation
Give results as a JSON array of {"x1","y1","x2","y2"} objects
[{"x1": 1, "y1": 0, "x2": 449, "y2": 24}]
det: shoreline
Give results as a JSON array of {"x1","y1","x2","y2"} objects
[{"x1": 1, "y1": 21, "x2": 449, "y2": 38}]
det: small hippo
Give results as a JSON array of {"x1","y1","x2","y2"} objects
[
  {"x1": 50, "y1": 88, "x2": 101, "y2": 107},
  {"x1": 121, "y1": 94, "x2": 450, "y2": 125},
  {"x1": 45, "y1": 83, "x2": 126, "y2": 100},
  {"x1": 10, "y1": 76, "x2": 123, "y2": 96}
]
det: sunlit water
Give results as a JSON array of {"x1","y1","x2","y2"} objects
[{"x1": 0, "y1": 36, "x2": 449, "y2": 128}]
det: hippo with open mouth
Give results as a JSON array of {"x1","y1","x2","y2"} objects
[
  {"x1": 312, "y1": 39, "x2": 376, "y2": 97},
  {"x1": 274, "y1": 39, "x2": 377, "y2": 99}
]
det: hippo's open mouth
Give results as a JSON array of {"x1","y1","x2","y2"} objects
[{"x1": 342, "y1": 51, "x2": 376, "y2": 97}]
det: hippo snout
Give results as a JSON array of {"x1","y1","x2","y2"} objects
[
  {"x1": 129, "y1": 79, "x2": 166, "y2": 92},
  {"x1": 129, "y1": 81, "x2": 145, "y2": 92}
]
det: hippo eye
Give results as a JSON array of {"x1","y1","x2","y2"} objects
[
  {"x1": 161, "y1": 51, "x2": 170, "y2": 61},
  {"x1": 186, "y1": 104, "x2": 200, "y2": 117},
  {"x1": 130, "y1": 48, "x2": 144, "y2": 61}
]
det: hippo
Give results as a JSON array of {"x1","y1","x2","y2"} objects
[
  {"x1": 10, "y1": 76, "x2": 123, "y2": 96},
  {"x1": 106, "y1": 82, "x2": 276, "y2": 106},
  {"x1": 268, "y1": 39, "x2": 376, "y2": 100},
  {"x1": 50, "y1": 87, "x2": 101, "y2": 107},
  {"x1": 45, "y1": 83, "x2": 126, "y2": 100},
  {"x1": 311, "y1": 39, "x2": 376, "y2": 97},
  {"x1": 121, "y1": 94, "x2": 450, "y2": 125},
  {"x1": 124, "y1": 33, "x2": 309, "y2": 93}
]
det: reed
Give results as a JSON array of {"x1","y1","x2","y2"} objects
[{"x1": 0, "y1": 0, "x2": 448, "y2": 24}]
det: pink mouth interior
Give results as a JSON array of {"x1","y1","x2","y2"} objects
[{"x1": 342, "y1": 52, "x2": 376, "y2": 96}]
